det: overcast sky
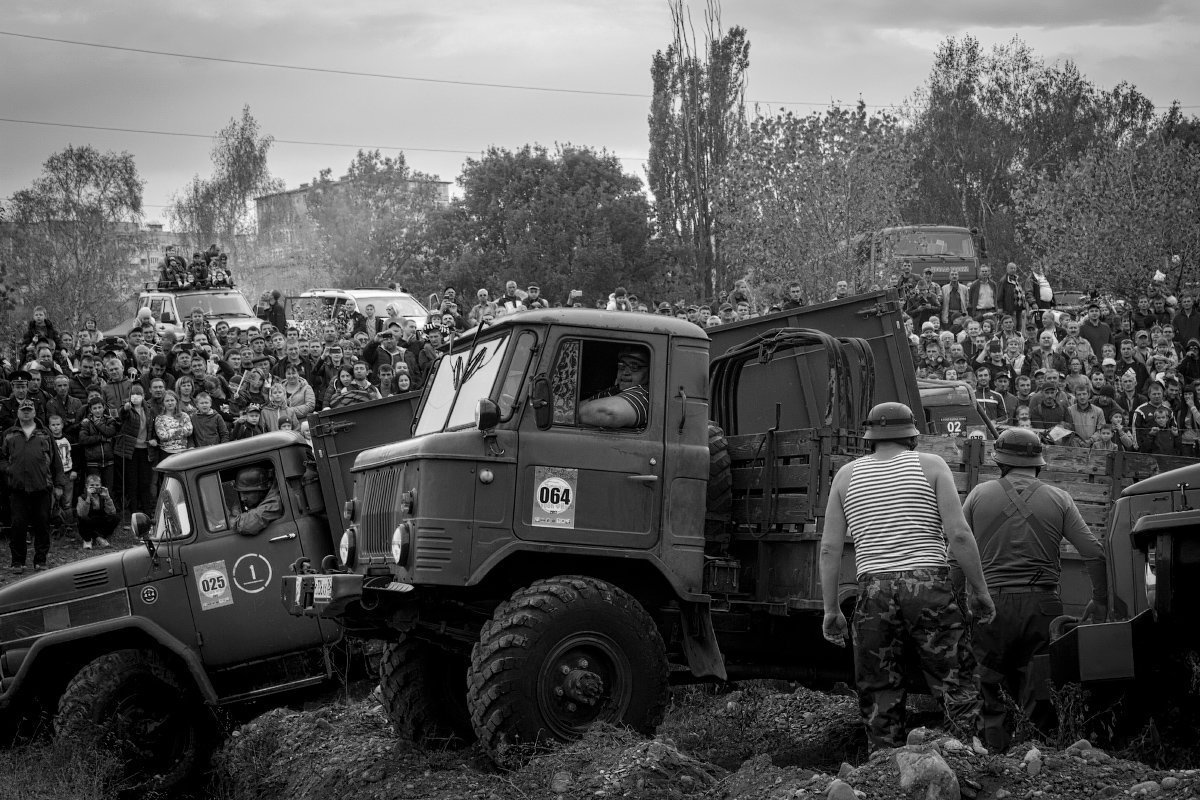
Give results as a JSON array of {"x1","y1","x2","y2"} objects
[{"x1": 3, "y1": 0, "x2": 1198, "y2": 227}]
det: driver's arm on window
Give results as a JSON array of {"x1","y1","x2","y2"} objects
[{"x1": 578, "y1": 395, "x2": 639, "y2": 428}]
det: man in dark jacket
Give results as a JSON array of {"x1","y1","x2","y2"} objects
[
  {"x1": 3, "y1": 399, "x2": 64, "y2": 572},
  {"x1": 967, "y1": 264, "x2": 999, "y2": 319},
  {"x1": 996, "y1": 262, "x2": 1025, "y2": 320}
]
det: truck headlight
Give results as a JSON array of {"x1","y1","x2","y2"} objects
[
  {"x1": 391, "y1": 522, "x2": 411, "y2": 565},
  {"x1": 339, "y1": 527, "x2": 356, "y2": 568}
]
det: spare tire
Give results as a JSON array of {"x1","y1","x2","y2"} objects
[{"x1": 706, "y1": 422, "x2": 733, "y2": 543}]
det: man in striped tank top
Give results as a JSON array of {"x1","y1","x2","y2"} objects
[{"x1": 820, "y1": 402, "x2": 996, "y2": 751}]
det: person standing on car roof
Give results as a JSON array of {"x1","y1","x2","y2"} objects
[
  {"x1": 820, "y1": 402, "x2": 995, "y2": 752},
  {"x1": 958, "y1": 427, "x2": 1106, "y2": 751}
]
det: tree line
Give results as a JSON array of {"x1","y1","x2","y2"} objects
[{"x1": 4, "y1": 19, "x2": 1199, "y2": 334}]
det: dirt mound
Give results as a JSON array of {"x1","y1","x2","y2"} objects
[{"x1": 212, "y1": 686, "x2": 1200, "y2": 800}]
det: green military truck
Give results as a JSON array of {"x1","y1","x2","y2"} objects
[
  {"x1": 0, "y1": 390, "x2": 422, "y2": 791},
  {"x1": 282, "y1": 291, "x2": 1198, "y2": 760}
]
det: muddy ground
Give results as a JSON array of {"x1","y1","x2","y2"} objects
[{"x1": 212, "y1": 682, "x2": 1199, "y2": 800}]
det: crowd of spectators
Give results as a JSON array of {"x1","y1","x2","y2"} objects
[
  {"x1": 0, "y1": 293, "x2": 443, "y2": 565},
  {"x1": 894, "y1": 262, "x2": 1200, "y2": 457},
  {"x1": 2, "y1": 260, "x2": 1191, "y2": 567}
]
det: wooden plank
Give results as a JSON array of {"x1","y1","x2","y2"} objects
[
  {"x1": 917, "y1": 436, "x2": 967, "y2": 463},
  {"x1": 726, "y1": 430, "x2": 816, "y2": 461},
  {"x1": 731, "y1": 495, "x2": 814, "y2": 525},
  {"x1": 732, "y1": 465, "x2": 811, "y2": 491}
]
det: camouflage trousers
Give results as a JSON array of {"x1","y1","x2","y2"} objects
[{"x1": 852, "y1": 568, "x2": 982, "y2": 750}]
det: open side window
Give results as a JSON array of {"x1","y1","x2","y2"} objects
[
  {"x1": 548, "y1": 339, "x2": 651, "y2": 430},
  {"x1": 197, "y1": 460, "x2": 282, "y2": 536}
]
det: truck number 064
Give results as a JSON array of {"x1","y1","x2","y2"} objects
[{"x1": 539, "y1": 485, "x2": 571, "y2": 506}]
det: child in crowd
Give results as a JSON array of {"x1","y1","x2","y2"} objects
[
  {"x1": 75, "y1": 472, "x2": 117, "y2": 550},
  {"x1": 231, "y1": 404, "x2": 266, "y2": 441},
  {"x1": 1091, "y1": 423, "x2": 1119, "y2": 451},
  {"x1": 1139, "y1": 406, "x2": 1182, "y2": 456},
  {"x1": 190, "y1": 392, "x2": 230, "y2": 446},
  {"x1": 48, "y1": 415, "x2": 77, "y2": 534},
  {"x1": 78, "y1": 398, "x2": 117, "y2": 492}
]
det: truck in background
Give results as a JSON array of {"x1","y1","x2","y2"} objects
[{"x1": 856, "y1": 224, "x2": 985, "y2": 285}]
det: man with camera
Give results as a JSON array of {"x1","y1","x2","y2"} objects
[{"x1": 75, "y1": 472, "x2": 118, "y2": 550}]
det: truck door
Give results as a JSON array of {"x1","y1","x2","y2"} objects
[
  {"x1": 514, "y1": 334, "x2": 666, "y2": 549},
  {"x1": 181, "y1": 458, "x2": 329, "y2": 669}
]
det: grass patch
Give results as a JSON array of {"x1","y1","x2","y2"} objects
[{"x1": 0, "y1": 737, "x2": 127, "y2": 800}]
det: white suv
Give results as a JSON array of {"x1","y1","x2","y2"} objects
[{"x1": 288, "y1": 288, "x2": 431, "y2": 336}]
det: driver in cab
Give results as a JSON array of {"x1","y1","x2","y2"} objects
[
  {"x1": 578, "y1": 347, "x2": 650, "y2": 429},
  {"x1": 230, "y1": 465, "x2": 284, "y2": 535}
]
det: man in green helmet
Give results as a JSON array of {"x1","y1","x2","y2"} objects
[
  {"x1": 230, "y1": 464, "x2": 283, "y2": 535},
  {"x1": 960, "y1": 426, "x2": 1107, "y2": 751}
]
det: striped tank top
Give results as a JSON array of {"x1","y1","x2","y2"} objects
[{"x1": 843, "y1": 450, "x2": 947, "y2": 578}]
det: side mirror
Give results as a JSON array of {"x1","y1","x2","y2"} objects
[
  {"x1": 131, "y1": 512, "x2": 154, "y2": 556},
  {"x1": 476, "y1": 397, "x2": 500, "y2": 431},
  {"x1": 530, "y1": 375, "x2": 552, "y2": 430}
]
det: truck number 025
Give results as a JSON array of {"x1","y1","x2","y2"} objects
[
  {"x1": 201, "y1": 575, "x2": 227, "y2": 593},
  {"x1": 538, "y1": 485, "x2": 571, "y2": 506}
]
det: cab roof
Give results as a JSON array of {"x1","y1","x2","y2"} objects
[
  {"x1": 157, "y1": 431, "x2": 308, "y2": 472},
  {"x1": 460, "y1": 308, "x2": 710, "y2": 342}
]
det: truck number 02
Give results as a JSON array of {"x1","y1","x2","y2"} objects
[
  {"x1": 945, "y1": 420, "x2": 963, "y2": 435},
  {"x1": 539, "y1": 485, "x2": 571, "y2": 506},
  {"x1": 201, "y1": 575, "x2": 227, "y2": 593}
]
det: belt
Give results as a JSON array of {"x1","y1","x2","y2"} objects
[
  {"x1": 990, "y1": 585, "x2": 1057, "y2": 594},
  {"x1": 858, "y1": 567, "x2": 949, "y2": 582}
]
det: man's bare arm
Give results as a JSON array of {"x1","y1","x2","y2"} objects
[{"x1": 578, "y1": 396, "x2": 637, "y2": 427}]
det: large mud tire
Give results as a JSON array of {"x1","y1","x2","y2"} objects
[
  {"x1": 55, "y1": 648, "x2": 207, "y2": 794},
  {"x1": 379, "y1": 634, "x2": 475, "y2": 747},
  {"x1": 706, "y1": 422, "x2": 733, "y2": 542},
  {"x1": 467, "y1": 576, "x2": 669, "y2": 763}
]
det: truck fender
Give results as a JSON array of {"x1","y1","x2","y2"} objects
[
  {"x1": 677, "y1": 600, "x2": 728, "y2": 681},
  {"x1": 0, "y1": 617, "x2": 218, "y2": 709}
]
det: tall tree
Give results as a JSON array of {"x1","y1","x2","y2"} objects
[
  {"x1": 1016, "y1": 131, "x2": 1200, "y2": 298},
  {"x1": 648, "y1": 0, "x2": 749, "y2": 300},
  {"x1": 5, "y1": 145, "x2": 144, "y2": 330},
  {"x1": 305, "y1": 149, "x2": 444, "y2": 289},
  {"x1": 169, "y1": 105, "x2": 282, "y2": 257},
  {"x1": 719, "y1": 102, "x2": 912, "y2": 304},
  {"x1": 443, "y1": 144, "x2": 654, "y2": 304},
  {"x1": 905, "y1": 35, "x2": 1156, "y2": 266}
]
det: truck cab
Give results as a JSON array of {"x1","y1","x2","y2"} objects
[{"x1": 0, "y1": 432, "x2": 338, "y2": 790}]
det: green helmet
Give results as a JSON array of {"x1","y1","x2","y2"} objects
[
  {"x1": 234, "y1": 465, "x2": 272, "y2": 492},
  {"x1": 993, "y1": 427, "x2": 1045, "y2": 467},
  {"x1": 862, "y1": 402, "x2": 920, "y2": 440}
]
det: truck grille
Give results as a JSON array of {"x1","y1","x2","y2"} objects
[
  {"x1": 358, "y1": 464, "x2": 405, "y2": 556},
  {"x1": 73, "y1": 568, "x2": 108, "y2": 591}
]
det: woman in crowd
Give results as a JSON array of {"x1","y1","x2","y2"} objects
[
  {"x1": 154, "y1": 390, "x2": 194, "y2": 456},
  {"x1": 281, "y1": 363, "x2": 316, "y2": 421},
  {"x1": 114, "y1": 383, "x2": 156, "y2": 516},
  {"x1": 235, "y1": 367, "x2": 270, "y2": 411},
  {"x1": 323, "y1": 365, "x2": 354, "y2": 409},
  {"x1": 175, "y1": 374, "x2": 199, "y2": 416}
]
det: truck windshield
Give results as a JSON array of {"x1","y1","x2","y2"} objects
[
  {"x1": 889, "y1": 232, "x2": 975, "y2": 259},
  {"x1": 178, "y1": 292, "x2": 254, "y2": 318},
  {"x1": 414, "y1": 334, "x2": 511, "y2": 436}
]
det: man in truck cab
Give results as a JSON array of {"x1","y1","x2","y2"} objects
[
  {"x1": 577, "y1": 347, "x2": 651, "y2": 428},
  {"x1": 230, "y1": 464, "x2": 283, "y2": 535}
]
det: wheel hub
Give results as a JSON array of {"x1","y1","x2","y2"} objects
[{"x1": 560, "y1": 668, "x2": 604, "y2": 705}]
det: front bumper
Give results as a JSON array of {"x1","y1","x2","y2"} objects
[
  {"x1": 282, "y1": 573, "x2": 364, "y2": 619},
  {"x1": 282, "y1": 573, "x2": 417, "y2": 619}
]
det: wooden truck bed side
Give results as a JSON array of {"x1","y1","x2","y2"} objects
[{"x1": 721, "y1": 429, "x2": 1200, "y2": 616}]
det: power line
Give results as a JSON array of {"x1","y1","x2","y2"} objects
[
  {"x1": 0, "y1": 28, "x2": 910, "y2": 109},
  {"x1": 0, "y1": 116, "x2": 651, "y2": 162}
]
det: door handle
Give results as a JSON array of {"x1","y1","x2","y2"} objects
[
  {"x1": 269, "y1": 532, "x2": 298, "y2": 542},
  {"x1": 628, "y1": 474, "x2": 658, "y2": 483}
]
